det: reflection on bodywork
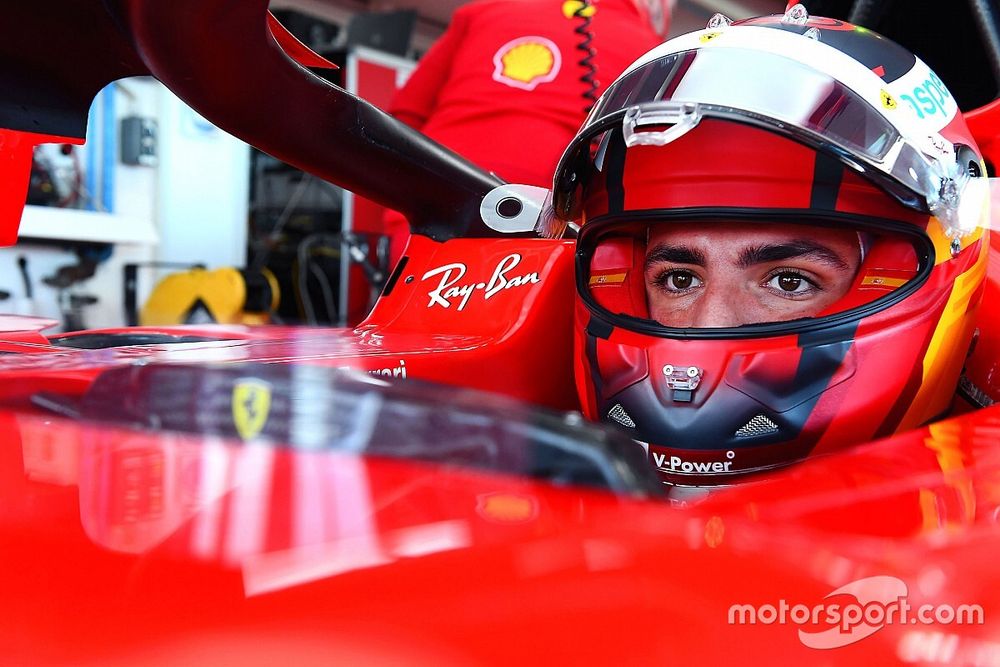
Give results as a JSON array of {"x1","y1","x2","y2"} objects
[
  {"x1": 15, "y1": 413, "x2": 651, "y2": 596},
  {"x1": 61, "y1": 362, "x2": 661, "y2": 495},
  {"x1": 19, "y1": 415, "x2": 80, "y2": 486},
  {"x1": 242, "y1": 518, "x2": 471, "y2": 597}
]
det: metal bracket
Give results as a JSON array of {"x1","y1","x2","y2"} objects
[{"x1": 480, "y1": 184, "x2": 550, "y2": 234}]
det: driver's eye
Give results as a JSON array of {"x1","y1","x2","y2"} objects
[
  {"x1": 669, "y1": 272, "x2": 693, "y2": 289},
  {"x1": 765, "y1": 271, "x2": 814, "y2": 295},
  {"x1": 777, "y1": 274, "x2": 802, "y2": 291},
  {"x1": 658, "y1": 270, "x2": 702, "y2": 292}
]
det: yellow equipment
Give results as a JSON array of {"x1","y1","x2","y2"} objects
[{"x1": 140, "y1": 267, "x2": 279, "y2": 326}]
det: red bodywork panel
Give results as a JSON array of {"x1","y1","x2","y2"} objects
[
  {"x1": 5, "y1": 401, "x2": 1000, "y2": 664},
  {"x1": 0, "y1": 237, "x2": 579, "y2": 411}
]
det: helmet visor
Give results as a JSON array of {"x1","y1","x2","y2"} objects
[{"x1": 562, "y1": 48, "x2": 987, "y2": 236}]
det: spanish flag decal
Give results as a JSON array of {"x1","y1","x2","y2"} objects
[
  {"x1": 589, "y1": 272, "x2": 628, "y2": 287},
  {"x1": 860, "y1": 274, "x2": 909, "y2": 289}
]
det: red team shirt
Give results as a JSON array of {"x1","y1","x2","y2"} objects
[{"x1": 390, "y1": 0, "x2": 665, "y2": 187}]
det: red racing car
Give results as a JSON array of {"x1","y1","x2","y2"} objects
[{"x1": 3, "y1": 1, "x2": 1000, "y2": 664}]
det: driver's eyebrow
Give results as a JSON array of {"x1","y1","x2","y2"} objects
[
  {"x1": 644, "y1": 244, "x2": 706, "y2": 269},
  {"x1": 738, "y1": 240, "x2": 850, "y2": 270}
]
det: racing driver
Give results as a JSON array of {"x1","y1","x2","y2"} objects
[{"x1": 545, "y1": 4, "x2": 992, "y2": 486}]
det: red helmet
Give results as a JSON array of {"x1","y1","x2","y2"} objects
[{"x1": 549, "y1": 6, "x2": 991, "y2": 486}]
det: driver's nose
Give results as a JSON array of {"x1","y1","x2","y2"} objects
[{"x1": 687, "y1": 284, "x2": 750, "y2": 328}]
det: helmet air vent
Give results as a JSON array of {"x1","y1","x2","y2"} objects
[
  {"x1": 608, "y1": 403, "x2": 636, "y2": 428},
  {"x1": 735, "y1": 415, "x2": 779, "y2": 438}
]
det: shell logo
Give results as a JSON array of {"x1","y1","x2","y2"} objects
[{"x1": 492, "y1": 36, "x2": 562, "y2": 91}]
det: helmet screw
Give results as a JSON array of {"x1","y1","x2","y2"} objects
[
  {"x1": 782, "y1": 3, "x2": 810, "y2": 24},
  {"x1": 706, "y1": 13, "x2": 732, "y2": 29}
]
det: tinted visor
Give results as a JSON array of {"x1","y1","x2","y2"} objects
[
  {"x1": 556, "y1": 48, "x2": 986, "y2": 235},
  {"x1": 589, "y1": 48, "x2": 895, "y2": 161}
]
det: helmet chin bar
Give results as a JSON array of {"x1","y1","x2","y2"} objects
[
  {"x1": 583, "y1": 309, "x2": 862, "y2": 486},
  {"x1": 595, "y1": 351, "x2": 844, "y2": 486}
]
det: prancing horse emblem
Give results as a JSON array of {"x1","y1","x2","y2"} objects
[{"x1": 232, "y1": 379, "x2": 272, "y2": 440}]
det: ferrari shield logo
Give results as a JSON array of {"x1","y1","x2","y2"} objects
[{"x1": 232, "y1": 379, "x2": 272, "y2": 440}]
